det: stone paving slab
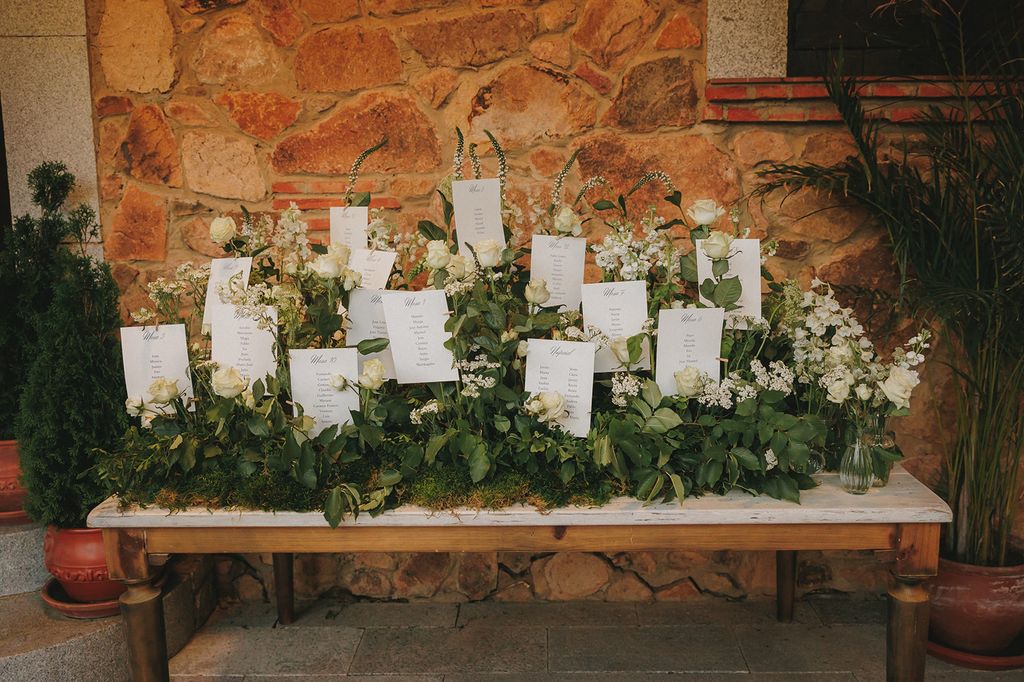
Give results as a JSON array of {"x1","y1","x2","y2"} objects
[
  {"x1": 206, "y1": 600, "x2": 457, "y2": 629},
  {"x1": 637, "y1": 598, "x2": 822, "y2": 626},
  {"x1": 806, "y1": 595, "x2": 887, "y2": 625},
  {"x1": 445, "y1": 675, "x2": 858, "y2": 681},
  {"x1": 737, "y1": 623, "x2": 886, "y2": 676},
  {"x1": 170, "y1": 627, "x2": 361, "y2": 676},
  {"x1": 348, "y1": 623, "x2": 547, "y2": 674},
  {"x1": 457, "y1": 601, "x2": 639, "y2": 627},
  {"x1": 548, "y1": 624, "x2": 743, "y2": 673}
]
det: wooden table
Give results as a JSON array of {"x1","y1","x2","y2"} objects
[{"x1": 88, "y1": 466, "x2": 951, "y2": 682}]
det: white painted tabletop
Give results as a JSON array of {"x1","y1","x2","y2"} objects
[{"x1": 88, "y1": 466, "x2": 951, "y2": 529}]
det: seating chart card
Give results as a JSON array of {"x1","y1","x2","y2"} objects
[
  {"x1": 655, "y1": 308, "x2": 725, "y2": 396},
  {"x1": 347, "y1": 288, "x2": 396, "y2": 380},
  {"x1": 452, "y1": 178, "x2": 505, "y2": 255},
  {"x1": 580, "y1": 280, "x2": 651, "y2": 373},
  {"x1": 329, "y1": 206, "x2": 369, "y2": 250},
  {"x1": 695, "y1": 238, "x2": 763, "y2": 328},
  {"x1": 289, "y1": 348, "x2": 360, "y2": 436},
  {"x1": 380, "y1": 290, "x2": 459, "y2": 384},
  {"x1": 210, "y1": 306, "x2": 278, "y2": 388},
  {"x1": 121, "y1": 324, "x2": 194, "y2": 413},
  {"x1": 530, "y1": 235, "x2": 586, "y2": 311},
  {"x1": 348, "y1": 248, "x2": 397, "y2": 290},
  {"x1": 524, "y1": 339, "x2": 596, "y2": 438},
  {"x1": 202, "y1": 257, "x2": 252, "y2": 329}
]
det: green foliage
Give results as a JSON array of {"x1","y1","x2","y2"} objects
[{"x1": 18, "y1": 254, "x2": 127, "y2": 527}]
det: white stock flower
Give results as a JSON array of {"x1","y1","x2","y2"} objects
[
  {"x1": 879, "y1": 366, "x2": 919, "y2": 409},
  {"x1": 674, "y1": 367, "x2": 704, "y2": 397},
  {"x1": 358, "y1": 358, "x2": 387, "y2": 390},
  {"x1": 526, "y1": 391, "x2": 567, "y2": 424},
  {"x1": 608, "y1": 336, "x2": 631, "y2": 367},
  {"x1": 687, "y1": 199, "x2": 725, "y2": 226},
  {"x1": 147, "y1": 378, "x2": 180, "y2": 404},
  {"x1": 525, "y1": 279, "x2": 551, "y2": 305},
  {"x1": 553, "y1": 204, "x2": 583, "y2": 236},
  {"x1": 125, "y1": 395, "x2": 145, "y2": 417},
  {"x1": 209, "y1": 216, "x2": 237, "y2": 244},
  {"x1": 474, "y1": 239, "x2": 501, "y2": 268},
  {"x1": 424, "y1": 240, "x2": 451, "y2": 270},
  {"x1": 702, "y1": 230, "x2": 734, "y2": 260},
  {"x1": 211, "y1": 366, "x2": 248, "y2": 398}
]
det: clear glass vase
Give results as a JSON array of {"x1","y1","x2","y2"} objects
[
  {"x1": 872, "y1": 430, "x2": 897, "y2": 487},
  {"x1": 840, "y1": 424, "x2": 875, "y2": 494}
]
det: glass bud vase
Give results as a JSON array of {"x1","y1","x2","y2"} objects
[
  {"x1": 872, "y1": 430, "x2": 897, "y2": 487},
  {"x1": 840, "y1": 426, "x2": 874, "y2": 494}
]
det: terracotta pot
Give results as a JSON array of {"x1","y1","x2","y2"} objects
[
  {"x1": 43, "y1": 526, "x2": 125, "y2": 604},
  {"x1": 0, "y1": 439, "x2": 29, "y2": 523},
  {"x1": 929, "y1": 556, "x2": 1024, "y2": 655}
]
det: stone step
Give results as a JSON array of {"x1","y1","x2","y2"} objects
[
  {"x1": 0, "y1": 556, "x2": 215, "y2": 682},
  {"x1": 0, "y1": 522, "x2": 50, "y2": 597}
]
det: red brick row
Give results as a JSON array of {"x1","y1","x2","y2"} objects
[
  {"x1": 271, "y1": 196, "x2": 401, "y2": 211},
  {"x1": 270, "y1": 178, "x2": 381, "y2": 195}
]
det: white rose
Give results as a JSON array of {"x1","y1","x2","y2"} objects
[
  {"x1": 516, "y1": 340, "x2": 529, "y2": 358},
  {"x1": 879, "y1": 366, "x2": 919, "y2": 410},
  {"x1": 673, "y1": 367, "x2": 704, "y2": 397},
  {"x1": 526, "y1": 391, "x2": 567, "y2": 423},
  {"x1": 609, "y1": 336, "x2": 631, "y2": 367},
  {"x1": 500, "y1": 329, "x2": 518, "y2": 344},
  {"x1": 147, "y1": 377, "x2": 180, "y2": 404},
  {"x1": 447, "y1": 254, "x2": 470, "y2": 279},
  {"x1": 242, "y1": 390, "x2": 256, "y2": 409},
  {"x1": 309, "y1": 253, "x2": 344, "y2": 279},
  {"x1": 553, "y1": 204, "x2": 583, "y2": 236},
  {"x1": 342, "y1": 268, "x2": 362, "y2": 291},
  {"x1": 329, "y1": 374, "x2": 349, "y2": 391},
  {"x1": 209, "y1": 216, "x2": 237, "y2": 244},
  {"x1": 212, "y1": 366, "x2": 248, "y2": 398},
  {"x1": 328, "y1": 244, "x2": 351, "y2": 267},
  {"x1": 358, "y1": 358, "x2": 387, "y2": 390},
  {"x1": 826, "y1": 378, "x2": 852, "y2": 404},
  {"x1": 687, "y1": 199, "x2": 725, "y2": 226},
  {"x1": 855, "y1": 383, "x2": 873, "y2": 401},
  {"x1": 474, "y1": 239, "x2": 501, "y2": 268},
  {"x1": 525, "y1": 279, "x2": 551, "y2": 306},
  {"x1": 125, "y1": 395, "x2": 144, "y2": 417},
  {"x1": 425, "y1": 240, "x2": 451, "y2": 270},
  {"x1": 702, "y1": 231, "x2": 734, "y2": 260}
]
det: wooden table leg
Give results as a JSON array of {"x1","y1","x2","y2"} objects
[
  {"x1": 886, "y1": 523, "x2": 940, "y2": 682},
  {"x1": 103, "y1": 530, "x2": 168, "y2": 682},
  {"x1": 776, "y1": 550, "x2": 796, "y2": 623},
  {"x1": 273, "y1": 552, "x2": 295, "y2": 625}
]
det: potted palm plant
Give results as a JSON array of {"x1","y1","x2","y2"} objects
[
  {"x1": 755, "y1": 7, "x2": 1024, "y2": 661},
  {"x1": 0, "y1": 163, "x2": 77, "y2": 524},
  {"x1": 15, "y1": 164, "x2": 128, "y2": 617}
]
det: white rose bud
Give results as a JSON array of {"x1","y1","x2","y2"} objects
[
  {"x1": 447, "y1": 254, "x2": 469, "y2": 279},
  {"x1": 553, "y1": 204, "x2": 583, "y2": 236},
  {"x1": 424, "y1": 240, "x2": 451, "y2": 270},
  {"x1": 524, "y1": 279, "x2": 551, "y2": 306},
  {"x1": 879, "y1": 366, "x2": 919, "y2": 410},
  {"x1": 212, "y1": 366, "x2": 248, "y2": 398},
  {"x1": 500, "y1": 329, "x2": 518, "y2": 344},
  {"x1": 328, "y1": 244, "x2": 352, "y2": 267},
  {"x1": 242, "y1": 390, "x2": 256, "y2": 409},
  {"x1": 209, "y1": 216, "x2": 237, "y2": 244},
  {"x1": 826, "y1": 378, "x2": 852, "y2": 404},
  {"x1": 516, "y1": 340, "x2": 529, "y2": 358},
  {"x1": 310, "y1": 253, "x2": 344, "y2": 279},
  {"x1": 855, "y1": 383, "x2": 873, "y2": 402},
  {"x1": 329, "y1": 374, "x2": 349, "y2": 391},
  {"x1": 674, "y1": 367, "x2": 703, "y2": 397},
  {"x1": 702, "y1": 231, "x2": 734, "y2": 260},
  {"x1": 147, "y1": 377, "x2": 180, "y2": 404},
  {"x1": 609, "y1": 336, "x2": 631, "y2": 367},
  {"x1": 358, "y1": 358, "x2": 387, "y2": 391},
  {"x1": 687, "y1": 199, "x2": 725, "y2": 226},
  {"x1": 342, "y1": 268, "x2": 362, "y2": 291},
  {"x1": 474, "y1": 239, "x2": 501, "y2": 269},
  {"x1": 125, "y1": 395, "x2": 145, "y2": 417},
  {"x1": 526, "y1": 390, "x2": 567, "y2": 423}
]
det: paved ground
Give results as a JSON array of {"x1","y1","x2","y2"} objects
[{"x1": 169, "y1": 596, "x2": 1024, "y2": 681}]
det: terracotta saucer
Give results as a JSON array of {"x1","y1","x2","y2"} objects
[
  {"x1": 0, "y1": 508, "x2": 31, "y2": 526},
  {"x1": 929, "y1": 638, "x2": 1024, "y2": 671},
  {"x1": 40, "y1": 578, "x2": 121, "y2": 620}
]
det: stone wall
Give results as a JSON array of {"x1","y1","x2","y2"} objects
[{"x1": 84, "y1": 0, "x2": 955, "y2": 602}]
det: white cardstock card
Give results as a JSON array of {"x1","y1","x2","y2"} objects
[
  {"x1": 452, "y1": 178, "x2": 505, "y2": 255},
  {"x1": 655, "y1": 308, "x2": 725, "y2": 396},
  {"x1": 202, "y1": 257, "x2": 253, "y2": 329},
  {"x1": 121, "y1": 324, "x2": 194, "y2": 413},
  {"x1": 695, "y1": 238, "x2": 762, "y2": 328},
  {"x1": 580, "y1": 280, "x2": 651, "y2": 373},
  {"x1": 531, "y1": 235, "x2": 587, "y2": 311},
  {"x1": 380, "y1": 290, "x2": 459, "y2": 384},
  {"x1": 346, "y1": 288, "x2": 396, "y2": 380},
  {"x1": 525, "y1": 339, "x2": 596, "y2": 438},
  {"x1": 349, "y1": 248, "x2": 397, "y2": 290},
  {"x1": 329, "y1": 206, "x2": 369, "y2": 250},
  {"x1": 211, "y1": 306, "x2": 278, "y2": 388},
  {"x1": 289, "y1": 348, "x2": 360, "y2": 436}
]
